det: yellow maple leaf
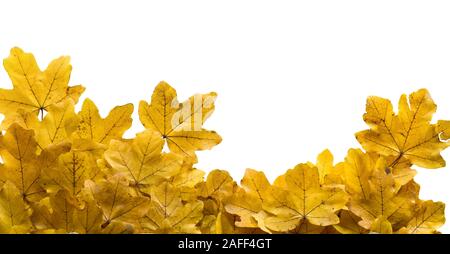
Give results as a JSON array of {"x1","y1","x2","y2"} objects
[
  {"x1": 437, "y1": 120, "x2": 450, "y2": 142},
  {"x1": 139, "y1": 81, "x2": 222, "y2": 161},
  {"x1": 0, "y1": 181, "x2": 33, "y2": 233},
  {"x1": 356, "y1": 89, "x2": 450, "y2": 169},
  {"x1": 214, "y1": 211, "x2": 266, "y2": 234},
  {"x1": 224, "y1": 169, "x2": 270, "y2": 231},
  {"x1": 41, "y1": 150, "x2": 100, "y2": 198},
  {"x1": 75, "y1": 98, "x2": 133, "y2": 145},
  {"x1": 398, "y1": 200, "x2": 445, "y2": 234},
  {"x1": 104, "y1": 129, "x2": 183, "y2": 192},
  {"x1": 370, "y1": 216, "x2": 393, "y2": 234},
  {"x1": 169, "y1": 162, "x2": 205, "y2": 201},
  {"x1": 348, "y1": 157, "x2": 414, "y2": 231},
  {"x1": 315, "y1": 149, "x2": 345, "y2": 186},
  {"x1": 140, "y1": 182, "x2": 203, "y2": 233},
  {"x1": 30, "y1": 190, "x2": 78, "y2": 233},
  {"x1": 197, "y1": 169, "x2": 236, "y2": 202},
  {"x1": 263, "y1": 163, "x2": 348, "y2": 232},
  {"x1": 85, "y1": 176, "x2": 150, "y2": 230},
  {"x1": 1, "y1": 99, "x2": 79, "y2": 150},
  {"x1": 0, "y1": 47, "x2": 84, "y2": 119},
  {"x1": 333, "y1": 210, "x2": 367, "y2": 234},
  {"x1": 0, "y1": 123, "x2": 43, "y2": 200}
]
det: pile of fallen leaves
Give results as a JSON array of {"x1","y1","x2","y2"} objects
[{"x1": 0, "y1": 47, "x2": 448, "y2": 234}]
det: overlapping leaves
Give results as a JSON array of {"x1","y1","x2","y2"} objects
[{"x1": 0, "y1": 48, "x2": 447, "y2": 234}]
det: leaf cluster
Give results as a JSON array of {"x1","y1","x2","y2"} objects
[{"x1": 0, "y1": 48, "x2": 447, "y2": 234}]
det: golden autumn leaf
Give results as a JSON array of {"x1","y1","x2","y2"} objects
[
  {"x1": 370, "y1": 216, "x2": 393, "y2": 234},
  {"x1": 30, "y1": 190, "x2": 78, "y2": 233},
  {"x1": 41, "y1": 150, "x2": 100, "y2": 198},
  {"x1": 333, "y1": 210, "x2": 367, "y2": 234},
  {"x1": 33, "y1": 100, "x2": 79, "y2": 149},
  {"x1": 170, "y1": 163, "x2": 205, "y2": 201},
  {"x1": 0, "y1": 123, "x2": 44, "y2": 200},
  {"x1": 1, "y1": 99, "x2": 79, "y2": 151},
  {"x1": 171, "y1": 165, "x2": 205, "y2": 190},
  {"x1": 104, "y1": 129, "x2": 183, "y2": 193},
  {"x1": 86, "y1": 176, "x2": 150, "y2": 230},
  {"x1": 139, "y1": 81, "x2": 222, "y2": 161},
  {"x1": 72, "y1": 188, "x2": 129, "y2": 234},
  {"x1": 0, "y1": 181, "x2": 33, "y2": 233},
  {"x1": 197, "y1": 169, "x2": 236, "y2": 202},
  {"x1": 140, "y1": 182, "x2": 203, "y2": 233},
  {"x1": 398, "y1": 200, "x2": 445, "y2": 234},
  {"x1": 348, "y1": 157, "x2": 414, "y2": 231},
  {"x1": 224, "y1": 169, "x2": 270, "y2": 231},
  {"x1": 437, "y1": 120, "x2": 450, "y2": 140},
  {"x1": 343, "y1": 148, "x2": 373, "y2": 199},
  {"x1": 75, "y1": 98, "x2": 133, "y2": 145},
  {"x1": 0, "y1": 47, "x2": 84, "y2": 118},
  {"x1": 263, "y1": 163, "x2": 348, "y2": 232},
  {"x1": 214, "y1": 211, "x2": 266, "y2": 234},
  {"x1": 356, "y1": 89, "x2": 450, "y2": 169},
  {"x1": 315, "y1": 149, "x2": 345, "y2": 186},
  {"x1": 224, "y1": 188, "x2": 263, "y2": 228}
]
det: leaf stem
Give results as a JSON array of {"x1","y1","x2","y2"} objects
[{"x1": 389, "y1": 152, "x2": 404, "y2": 168}]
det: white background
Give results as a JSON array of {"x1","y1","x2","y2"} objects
[{"x1": 1, "y1": 0, "x2": 450, "y2": 233}]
